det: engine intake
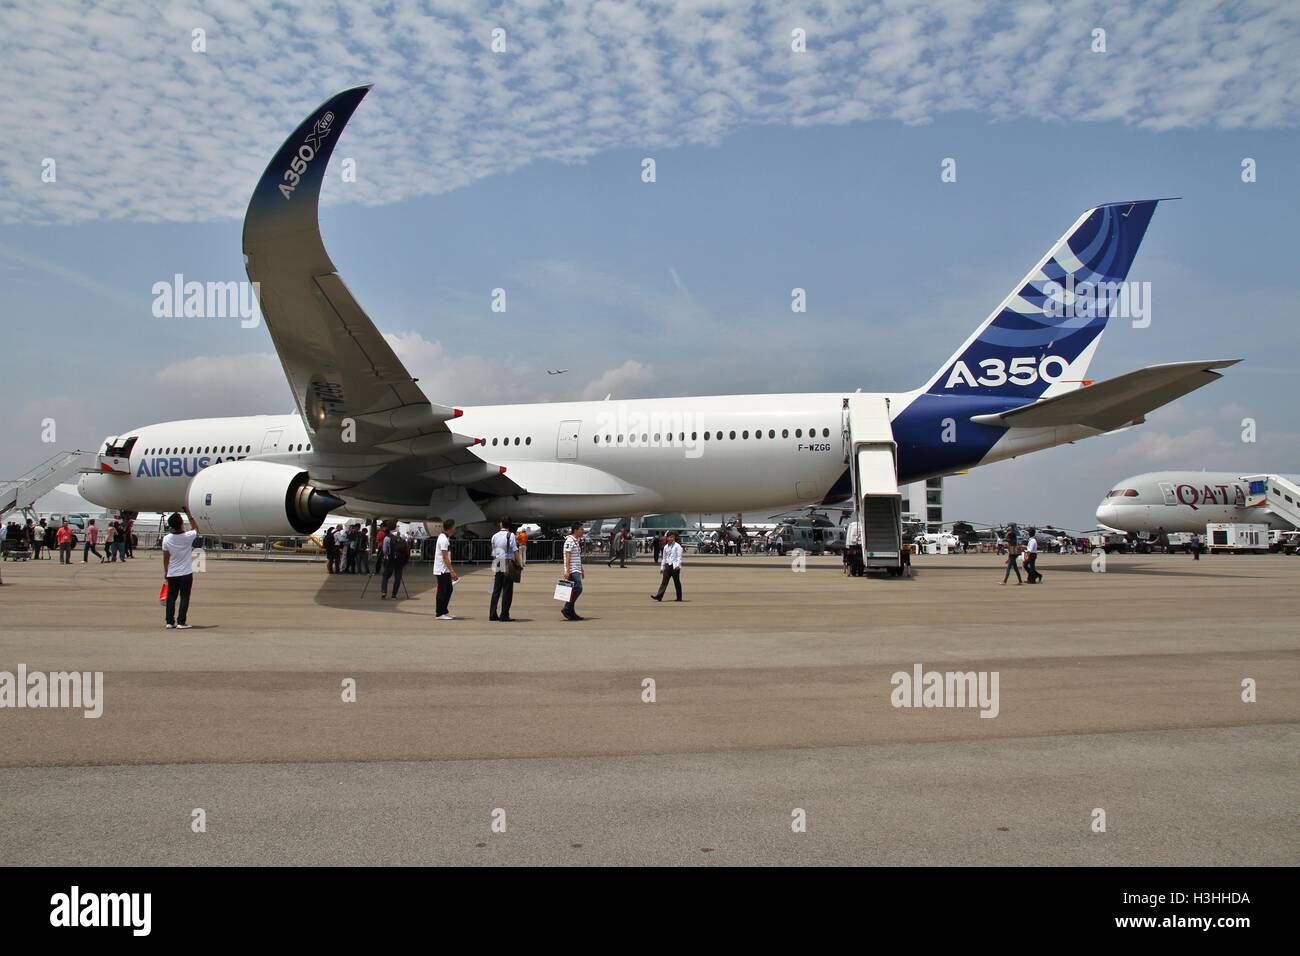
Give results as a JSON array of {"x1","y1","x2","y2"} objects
[{"x1": 186, "y1": 460, "x2": 344, "y2": 536}]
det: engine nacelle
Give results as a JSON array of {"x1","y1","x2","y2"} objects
[{"x1": 186, "y1": 460, "x2": 344, "y2": 536}]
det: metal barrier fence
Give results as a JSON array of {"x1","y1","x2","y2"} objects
[{"x1": 187, "y1": 536, "x2": 571, "y2": 563}]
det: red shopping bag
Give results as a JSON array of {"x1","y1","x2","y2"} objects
[{"x1": 158, "y1": 583, "x2": 168, "y2": 604}]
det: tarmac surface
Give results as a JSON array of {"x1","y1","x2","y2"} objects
[{"x1": 0, "y1": 549, "x2": 1296, "y2": 865}]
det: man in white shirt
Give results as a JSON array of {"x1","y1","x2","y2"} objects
[
  {"x1": 651, "y1": 530, "x2": 684, "y2": 601},
  {"x1": 433, "y1": 518, "x2": 459, "y2": 619},
  {"x1": 561, "y1": 522, "x2": 585, "y2": 621},
  {"x1": 489, "y1": 518, "x2": 519, "y2": 622},
  {"x1": 1025, "y1": 527, "x2": 1042, "y2": 584},
  {"x1": 161, "y1": 511, "x2": 199, "y2": 629}
]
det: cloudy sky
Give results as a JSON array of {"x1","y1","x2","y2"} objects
[{"x1": 2, "y1": 0, "x2": 1298, "y2": 529}]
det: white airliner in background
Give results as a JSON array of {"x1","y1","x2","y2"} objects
[
  {"x1": 78, "y1": 86, "x2": 1236, "y2": 543},
  {"x1": 1096, "y1": 472, "x2": 1300, "y2": 533}
]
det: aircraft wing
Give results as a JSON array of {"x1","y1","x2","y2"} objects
[
  {"x1": 242, "y1": 86, "x2": 467, "y2": 464},
  {"x1": 969, "y1": 360, "x2": 1239, "y2": 431}
]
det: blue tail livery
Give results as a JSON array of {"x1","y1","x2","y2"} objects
[{"x1": 921, "y1": 200, "x2": 1165, "y2": 402}]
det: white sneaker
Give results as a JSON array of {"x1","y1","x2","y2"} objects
[
  {"x1": 164, "y1": 624, "x2": 175, "y2": 629},
  {"x1": 437, "y1": 614, "x2": 455, "y2": 621},
  {"x1": 176, "y1": 624, "x2": 193, "y2": 629}
]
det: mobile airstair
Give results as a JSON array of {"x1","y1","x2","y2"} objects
[
  {"x1": 842, "y1": 395, "x2": 904, "y2": 574},
  {"x1": 0, "y1": 450, "x2": 98, "y2": 517},
  {"x1": 1241, "y1": 474, "x2": 1300, "y2": 530}
]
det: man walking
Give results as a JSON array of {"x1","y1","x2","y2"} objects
[
  {"x1": 83, "y1": 519, "x2": 101, "y2": 563},
  {"x1": 433, "y1": 519, "x2": 459, "y2": 620},
  {"x1": 606, "y1": 527, "x2": 629, "y2": 568},
  {"x1": 489, "y1": 518, "x2": 519, "y2": 622},
  {"x1": 1190, "y1": 530, "x2": 1201, "y2": 560},
  {"x1": 1024, "y1": 527, "x2": 1042, "y2": 584},
  {"x1": 380, "y1": 528, "x2": 408, "y2": 599},
  {"x1": 651, "y1": 530, "x2": 684, "y2": 602},
  {"x1": 561, "y1": 522, "x2": 586, "y2": 621}
]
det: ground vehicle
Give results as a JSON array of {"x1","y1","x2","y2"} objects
[
  {"x1": 1087, "y1": 530, "x2": 1131, "y2": 553},
  {"x1": 914, "y1": 531, "x2": 961, "y2": 553},
  {"x1": 1271, "y1": 530, "x2": 1300, "y2": 554},
  {"x1": 773, "y1": 517, "x2": 846, "y2": 555},
  {"x1": 1206, "y1": 523, "x2": 1270, "y2": 554}
]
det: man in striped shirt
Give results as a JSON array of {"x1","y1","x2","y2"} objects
[{"x1": 562, "y1": 522, "x2": 586, "y2": 621}]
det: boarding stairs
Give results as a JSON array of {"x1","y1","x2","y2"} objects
[
  {"x1": 0, "y1": 450, "x2": 97, "y2": 517},
  {"x1": 1240, "y1": 474, "x2": 1300, "y2": 530},
  {"x1": 842, "y1": 395, "x2": 904, "y2": 574}
]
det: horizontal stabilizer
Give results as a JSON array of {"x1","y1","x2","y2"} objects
[{"x1": 969, "y1": 360, "x2": 1238, "y2": 431}]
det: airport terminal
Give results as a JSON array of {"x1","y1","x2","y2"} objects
[{"x1": 1, "y1": 2, "x2": 1296, "y2": 903}]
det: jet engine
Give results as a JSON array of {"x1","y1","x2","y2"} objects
[{"x1": 186, "y1": 460, "x2": 344, "y2": 536}]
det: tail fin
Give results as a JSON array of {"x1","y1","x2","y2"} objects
[{"x1": 922, "y1": 200, "x2": 1166, "y2": 400}]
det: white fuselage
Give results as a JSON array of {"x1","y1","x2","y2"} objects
[
  {"x1": 1095, "y1": 471, "x2": 1298, "y2": 534},
  {"x1": 79, "y1": 395, "x2": 852, "y2": 519},
  {"x1": 77, "y1": 390, "x2": 1096, "y2": 523}
]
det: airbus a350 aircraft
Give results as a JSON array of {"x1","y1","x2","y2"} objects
[
  {"x1": 79, "y1": 86, "x2": 1236, "y2": 543},
  {"x1": 1096, "y1": 472, "x2": 1300, "y2": 533}
]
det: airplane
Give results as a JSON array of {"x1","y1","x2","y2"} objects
[
  {"x1": 79, "y1": 85, "x2": 1238, "y2": 543},
  {"x1": 1095, "y1": 471, "x2": 1300, "y2": 533},
  {"x1": 547, "y1": 369, "x2": 569, "y2": 376}
]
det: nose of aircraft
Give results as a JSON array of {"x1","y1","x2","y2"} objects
[
  {"x1": 1095, "y1": 501, "x2": 1116, "y2": 527},
  {"x1": 78, "y1": 473, "x2": 107, "y2": 507}
]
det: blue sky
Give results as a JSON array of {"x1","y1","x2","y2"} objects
[{"x1": 2, "y1": 0, "x2": 1298, "y2": 530}]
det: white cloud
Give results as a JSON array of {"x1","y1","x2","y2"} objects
[
  {"x1": 2, "y1": 0, "x2": 1296, "y2": 225},
  {"x1": 382, "y1": 330, "x2": 544, "y2": 405},
  {"x1": 153, "y1": 352, "x2": 286, "y2": 404},
  {"x1": 580, "y1": 359, "x2": 656, "y2": 400}
]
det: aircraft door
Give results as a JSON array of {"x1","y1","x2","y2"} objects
[
  {"x1": 261, "y1": 429, "x2": 284, "y2": 454},
  {"x1": 557, "y1": 420, "x2": 580, "y2": 460},
  {"x1": 1158, "y1": 482, "x2": 1177, "y2": 505}
]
